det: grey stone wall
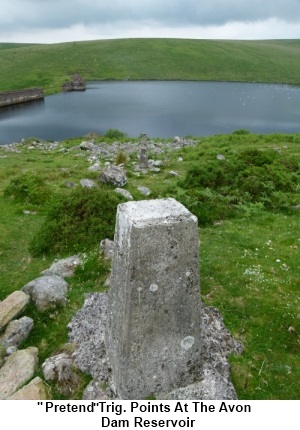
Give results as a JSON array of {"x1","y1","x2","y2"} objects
[{"x1": 0, "y1": 88, "x2": 44, "y2": 107}]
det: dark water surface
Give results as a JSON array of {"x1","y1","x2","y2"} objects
[{"x1": 1, "y1": 81, "x2": 300, "y2": 145}]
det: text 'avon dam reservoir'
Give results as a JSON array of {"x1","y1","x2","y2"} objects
[{"x1": 1, "y1": 81, "x2": 300, "y2": 145}]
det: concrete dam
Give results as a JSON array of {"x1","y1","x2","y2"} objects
[{"x1": 0, "y1": 88, "x2": 44, "y2": 107}]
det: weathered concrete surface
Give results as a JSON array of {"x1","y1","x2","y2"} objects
[
  {"x1": 0, "y1": 291, "x2": 30, "y2": 332},
  {"x1": 0, "y1": 347, "x2": 38, "y2": 399},
  {"x1": 0, "y1": 88, "x2": 44, "y2": 107},
  {"x1": 68, "y1": 293, "x2": 243, "y2": 400},
  {"x1": 106, "y1": 198, "x2": 202, "y2": 399}
]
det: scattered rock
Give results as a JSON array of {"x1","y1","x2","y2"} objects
[
  {"x1": 0, "y1": 316, "x2": 33, "y2": 351},
  {"x1": 80, "y1": 178, "x2": 98, "y2": 188},
  {"x1": 99, "y1": 239, "x2": 114, "y2": 260},
  {"x1": 62, "y1": 74, "x2": 86, "y2": 92},
  {"x1": 137, "y1": 185, "x2": 151, "y2": 196},
  {"x1": 169, "y1": 170, "x2": 180, "y2": 176},
  {"x1": 42, "y1": 353, "x2": 80, "y2": 397},
  {"x1": 67, "y1": 295, "x2": 243, "y2": 400},
  {"x1": 99, "y1": 166, "x2": 127, "y2": 187},
  {"x1": 64, "y1": 181, "x2": 76, "y2": 188},
  {"x1": 7, "y1": 376, "x2": 49, "y2": 400},
  {"x1": 83, "y1": 379, "x2": 112, "y2": 400},
  {"x1": 152, "y1": 160, "x2": 163, "y2": 167},
  {"x1": 41, "y1": 255, "x2": 82, "y2": 278},
  {"x1": 23, "y1": 210, "x2": 37, "y2": 215},
  {"x1": 0, "y1": 347, "x2": 39, "y2": 399},
  {"x1": 22, "y1": 276, "x2": 68, "y2": 312},
  {"x1": 0, "y1": 291, "x2": 30, "y2": 332},
  {"x1": 88, "y1": 163, "x2": 101, "y2": 172},
  {"x1": 114, "y1": 188, "x2": 133, "y2": 200},
  {"x1": 68, "y1": 293, "x2": 110, "y2": 381}
]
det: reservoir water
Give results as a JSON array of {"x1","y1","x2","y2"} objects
[{"x1": 1, "y1": 81, "x2": 300, "y2": 145}]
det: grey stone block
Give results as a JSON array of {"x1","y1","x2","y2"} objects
[{"x1": 106, "y1": 198, "x2": 202, "y2": 399}]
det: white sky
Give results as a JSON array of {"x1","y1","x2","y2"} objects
[{"x1": 1, "y1": 0, "x2": 300, "y2": 43}]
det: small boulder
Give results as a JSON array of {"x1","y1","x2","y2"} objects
[
  {"x1": 83, "y1": 379, "x2": 111, "y2": 400},
  {"x1": 79, "y1": 141, "x2": 95, "y2": 151},
  {"x1": 0, "y1": 347, "x2": 38, "y2": 399},
  {"x1": 7, "y1": 376, "x2": 50, "y2": 400},
  {"x1": 41, "y1": 255, "x2": 82, "y2": 278},
  {"x1": 99, "y1": 166, "x2": 127, "y2": 187},
  {"x1": 0, "y1": 291, "x2": 30, "y2": 332},
  {"x1": 169, "y1": 171, "x2": 180, "y2": 176},
  {"x1": 137, "y1": 185, "x2": 151, "y2": 196},
  {"x1": 42, "y1": 353, "x2": 79, "y2": 397},
  {"x1": 99, "y1": 239, "x2": 114, "y2": 260},
  {"x1": 68, "y1": 293, "x2": 109, "y2": 379},
  {"x1": 0, "y1": 316, "x2": 33, "y2": 351},
  {"x1": 22, "y1": 276, "x2": 68, "y2": 311},
  {"x1": 114, "y1": 188, "x2": 133, "y2": 200},
  {"x1": 80, "y1": 178, "x2": 97, "y2": 188},
  {"x1": 64, "y1": 181, "x2": 76, "y2": 188},
  {"x1": 152, "y1": 160, "x2": 163, "y2": 167},
  {"x1": 88, "y1": 163, "x2": 101, "y2": 172}
]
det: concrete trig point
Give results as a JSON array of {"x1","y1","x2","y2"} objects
[
  {"x1": 106, "y1": 198, "x2": 202, "y2": 399},
  {"x1": 138, "y1": 133, "x2": 148, "y2": 169}
]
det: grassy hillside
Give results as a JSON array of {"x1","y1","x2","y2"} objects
[
  {"x1": 1, "y1": 38, "x2": 300, "y2": 94},
  {"x1": 0, "y1": 131, "x2": 299, "y2": 399}
]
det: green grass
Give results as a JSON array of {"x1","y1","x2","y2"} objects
[
  {"x1": 201, "y1": 213, "x2": 300, "y2": 399},
  {"x1": 0, "y1": 132, "x2": 299, "y2": 399},
  {"x1": 1, "y1": 39, "x2": 300, "y2": 94}
]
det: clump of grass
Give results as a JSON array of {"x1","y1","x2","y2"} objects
[
  {"x1": 29, "y1": 187, "x2": 125, "y2": 256},
  {"x1": 115, "y1": 150, "x2": 128, "y2": 165},
  {"x1": 232, "y1": 129, "x2": 251, "y2": 135},
  {"x1": 3, "y1": 172, "x2": 50, "y2": 205},
  {"x1": 167, "y1": 147, "x2": 299, "y2": 225}
]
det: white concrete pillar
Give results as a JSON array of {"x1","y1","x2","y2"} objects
[{"x1": 106, "y1": 198, "x2": 202, "y2": 399}]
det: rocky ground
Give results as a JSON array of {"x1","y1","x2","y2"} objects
[
  {"x1": 0, "y1": 247, "x2": 243, "y2": 400},
  {"x1": 0, "y1": 136, "x2": 243, "y2": 400}
]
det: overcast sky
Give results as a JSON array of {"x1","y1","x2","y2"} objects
[{"x1": 1, "y1": 0, "x2": 300, "y2": 44}]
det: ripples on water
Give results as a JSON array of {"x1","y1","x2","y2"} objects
[{"x1": 1, "y1": 81, "x2": 300, "y2": 145}]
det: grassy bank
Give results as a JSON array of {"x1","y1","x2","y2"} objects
[
  {"x1": 1, "y1": 39, "x2": 300, "y2": 94},
  {"x1": 0, "y1": 131, "x2": 299, "y2": 399}
]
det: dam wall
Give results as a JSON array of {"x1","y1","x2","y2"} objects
[{"x1": 0, "y1": 88, "x2": 44, "y2": 107}]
